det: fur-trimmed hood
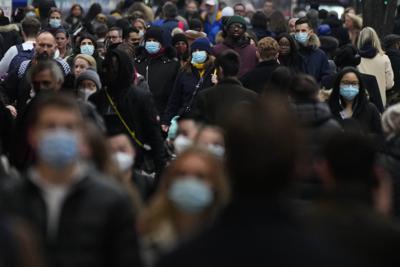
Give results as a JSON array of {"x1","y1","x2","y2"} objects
[{"x1": 0, "y1": 24, "x2": 20, "y2": 33}]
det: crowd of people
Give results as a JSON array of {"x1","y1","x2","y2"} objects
[{"x1": 1, "y1": 0, "x2": 400, "y2": 266}]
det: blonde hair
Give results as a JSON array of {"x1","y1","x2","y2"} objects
[
  {"x1": 139, "y1": 147, "x2": 230, "y2": 235},
  {"x1": 73, "y1": 54, "x2": 97, "y2": 71},
  {"x1": 258, "y1": 37, "x2": 279, "y2": 60},
  {"x1": 346, "y1": 13, "x2": 363, "y2": 29},
  {"x1": 357, "y1": 27, "x2": 384, "y2": 55}
]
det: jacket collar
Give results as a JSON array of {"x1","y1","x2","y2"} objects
[{"x1": 218, "y1": 77, "x2": 242, "y2": 86}]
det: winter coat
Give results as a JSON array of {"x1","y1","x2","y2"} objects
[
  {"x1": 134, "y1": 46, "x2": 180, "y2": 115},
  {"x1": 0, "y1": 168, "x2": 142, "y2": 267},
  {"x1": 213, "y1": 38, "x2": 258, "y2": 78},
  {"x1": 358, "y1": 53, "x2": 394, "y2": 106},
  {"x1": 323, "y1": 16, "x2": 350, "y2": 46},
  {"x1": 0, "y1": 24, "x2": 22, "y2": 54},
  {"x1": 291, "y1": 101, "x2": 342, "y2": 155},
  {"x1": 240, "y1": 59, "x2": 280, "y2": 94},
  {"x1": 297, "y1": 42, "x2": 332, "y2": 83},
  {"x1": 204, "y1": 18, "x2": 222, "y2": 44},
  {"x1": 328, "y1": 90, "x2": 382, "y2": 136},
  {"x1": 163, "y1": 64, "x2": 214, "y2": 124},
  {"x1": 190, "y1": 78, "x2": 257, "y2": 128},
  {"x1": 381, "y1": 135, "x2": 400, "y2": 218},
  {"x1": 321, "y1": 73, "x2": 384, "y2": 113},
  {"x1": 386, "y1": 48, "x2": 400, "y2": 92}
]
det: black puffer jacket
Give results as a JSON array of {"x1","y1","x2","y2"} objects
[
  {"x1": 134, "y1": 46, "x2": 180, "y2": 115},
  {"x1": 1, "y1": 169, "x2": 142, "y2": 267}
]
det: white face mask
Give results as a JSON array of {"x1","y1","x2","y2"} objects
[
  {"x1": 113, "y1": 152, "x2": 134, "y2": 172},
  {"x1": 207, "y1": 144, "x2": 225, "y2": 157},
  {"x1": 173, "y1": 135, "x2": 192, "y2": 154},
  {"x1": 79, "y1": 88, "x2": 95, "y2": 101}
]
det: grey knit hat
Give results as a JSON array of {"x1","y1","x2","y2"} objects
[{"x1": 75, "y1": 68, "x2": 102, "y2": 90}]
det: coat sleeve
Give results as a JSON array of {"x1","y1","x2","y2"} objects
[
  {"x1": 384, "y1": 55, "x2": 395, "y2": 90},
  {"x1": 105, "y1": 191, "x2": 143, "y2": 267},
  {"x1": 318, "y1": 51, "x2": 332, "y2": 83},
  {"x1": 162, "y1": 71, "x2": 183, "y2": 125}
]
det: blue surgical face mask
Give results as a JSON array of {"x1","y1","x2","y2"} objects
[
  {"x1": 191, "y1": 51, "x2": 207, "y2": 64},
  {"x1": 168, "y1": 176, "x2": 214, "y2": 213},
  {"x1": 340, "y1": 85, "x2": 359, "y2": 101},
  {"x1": 80, "y1": 44, "x2": 95, "y2": 56},
  {"x1": 26, "y1": 11, "x2": 36, "y2": 17},
  {"x1": 49, "y1": 18, "x2": 61, "y2": 28},
  {"x1": 295, "y1": 32, "x2": 309, "y2": 44},
  {"x1": 145, "y1": 41, "x2": 161, "y2": 54},
  {"x1": 37, "y1": 129, "x2": 79, "y2": 170}
]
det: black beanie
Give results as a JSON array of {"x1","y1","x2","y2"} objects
[
  {"x1": 144, "y1": 27, "x2": 164, "y2": 46},
  {"x1": 172, "y1": 33, "x2": 188, "y2": 46}
]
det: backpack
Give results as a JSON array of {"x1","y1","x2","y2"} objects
[{"x1": 8, "y1": 44, "x2": 34, "y2": 74}]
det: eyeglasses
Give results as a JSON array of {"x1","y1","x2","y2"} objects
[
  {"x1": 229, "y1": 23, "x2": 244, "y2": 30},
  {"x1": 340, "y1": 81, "x2": 359, "y2": 86}
]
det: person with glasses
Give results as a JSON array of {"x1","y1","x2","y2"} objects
[
  {"x1": 213, "y1": 15, "x2": 258, "y2": 77},
  {"x1": 328, "y1": 67, "x2": 382, "y2": 135}
]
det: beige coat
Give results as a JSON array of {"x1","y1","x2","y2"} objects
[{"x1": 358, "y1": 54, "x2": 394, "y2": 106}]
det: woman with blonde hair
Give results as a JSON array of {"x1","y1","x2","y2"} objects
[
  {"x1": 138, "y1": 147, "x2": 230, "y2": 266},
  {"x1": 73, "y1": 54, "x2": 97, "y2": 77},
  {"x1": 357, "y1": 27, "x2": 394, "y2": 106},
  {"x1": 344, "y1": 13, "x2": 362, "y2": 46}
]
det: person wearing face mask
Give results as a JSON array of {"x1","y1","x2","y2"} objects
[
  {"x1": 172, "y1": 33, "x2": 190, "y2": 66},
  {"x1": 46, "y1": 8, "x2": 68, "y2": 36},
  {"x1": 108, "y1": 131, "x2": 154, "y2": 202},
  {"x1": 75, "y1": 68, "x2": 101, "y2": 102},
  {"x1": 2, "y1": 93, "x2": 143, "y2": 267},
  {"x1": 66, "y1": 33, "x2": 103, "y2": 72},
  {"x1": 134, "y1": 26, "x2": 180, "y2": 116},
  {"x1": 294, "y1": 17, "x2": 331, "y2": 83},
  {"x1": 0, "y1": 31, "x2": 70, "y2": 115},
  {"x1": 138, "y1": 147, "x2": 230, "y2": 266},
  {"x1": 328, "y1": 67, "x2": 382, "y2": 136},
  {"x1": 195, "y1": 125, "x2": 225, "y2": 158},
  {"x1": 213, "y1": 15, "x2": 258, "y2": 77},
  {"x1": 162, "y1": 37, "x2": 215, "y2": 131}
]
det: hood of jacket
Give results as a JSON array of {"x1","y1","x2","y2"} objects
[
  {"x1": 103, "y1": 48, "x2": 134, "y2": 94},
  {"x1": 291, "y1": 101, "x2": 334, "y2": 127}
]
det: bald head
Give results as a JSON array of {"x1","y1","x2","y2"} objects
[{"x1": 36, "y1": 31, "x2": 57, "y2": 59}]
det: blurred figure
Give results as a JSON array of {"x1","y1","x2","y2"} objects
[
  {"x1": 163, "y1": 37, "x2": 215, "y2": 128},
  {"x1": 344, "y1": 13, "x2": 362, "y2": 46},
  {"x1": 158, "y1": 96, "x2": 330, "y2": 267},
  {"x1": 328, "y1": 67, "x2": 382, "y2": 135},
  {"x1": 46, "y1": 7, "x2": 67, "y2": 35},
  {"x1": 269, "y1": 10, "x2": 289, "y2": 36},
  {"x1": 183, "y1": 0, "x2": 201, "y2": 22},
  {"x1": 65, "y1": 4, "x2": 84, "y2": 35},
  {"x1": 66, "y1": 33, "x2": 102, "y2": 72},
  {"x1": 213, "y1": 15, "x2": 258, "y2": 77},
  {"x1": 202, "y1": 0, "x2": 222, "y2": 44},
  {"x1": 262, "y1": 66, "x2": 293, "y2": 95},
  {"x1": 323, "y1": 11, "x2": 350, "y2": 46},
  {"x1": 383, "y1": 34, "x2": 400, "y2": 105},
  {"x1": 194, "y1": 125, "x2": 225, "y2": 158},
  {"x1": 3, "y1": 93, "x2": 142, "y2": 267},
  {"x1": 381, "y1": 104, "x2": 400, "y2": 218},
  {"x1": 357, "y1": 27, "x2": 394, "y2": 106},
  {"x1": 139, "y1": 147, "x2": 229, "y2": 266},
  {"x1": 241, "y1": 37, "x2": 280, "y2": 94},
  {"x1": 107, "y1": 26, "x2": 123, "y2": 45},
  {"x1": 312, "y1": 132, "x2": 400, "y2": 266},
  {"x1": 191, "y1": 49, "x2": 257, "y2": 128},
  {"x1": 172, "y1": 113, "x2": 202, "y2": 155},
  {"x1": 250, "y1": 11, "x2": 275, "y2": 41},
  {"x1": 263, "y1": 0, "x2": 274, "y2": 18},
  {"x1": 288, "y1": 18, "x2": 298, "y2": 33}
]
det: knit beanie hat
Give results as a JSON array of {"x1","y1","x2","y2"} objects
[
  {"x1": 172, "y1": 33, "x2": 188, "y2": 46},
  {"x1": 144, "y1": 26, "x2": 164, "y2": 45},
  {"x1": 190, "y1": 37, "x2": 212, "y2": 53},
  {"x1": 226, "y1": 15, "x2": 247, "y2": 30},
  {"x1": 76, "y1": 68, "x2": 102, "y2": 90},
  {"x1": 382, "y1": 103, "x2": 400, "y2": 135}
]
